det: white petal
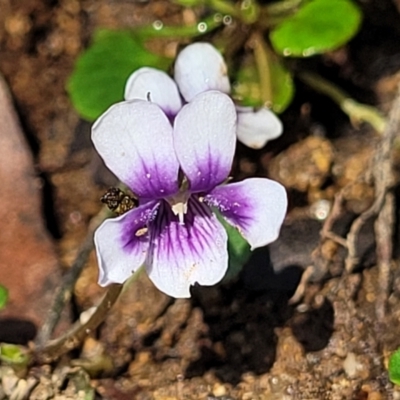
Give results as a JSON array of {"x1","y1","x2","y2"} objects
[
  {"x1": 236, "y1": 106, "x2": 283, "y2": 149},
  {"x1": 124, "y1": 67, "x2": 182, "y2": 117},
  {"x1": 92, "y1": 100, "x2": 179, "y2": 199},
  {"x1": 173, "y1": 91, "x2": 237, "y2": 193},
  {"x1": 174, "y1": 42, "x2": 231, "y2": 102}
]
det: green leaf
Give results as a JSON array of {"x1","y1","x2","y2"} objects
[
  {"x1": 232, "y1": 54, "x2": 294, "y2": 113},
  {"x1": 215, "y1": 212, "x2": 252, "y2": 281},
  {"x1": 269, "y1": 0, "x2": 362, "y2": 57},
  {"x1": 67, "y1": 29, "x2": 172, "y2": 121},
  {"x1": 389, "y1": 348, "x2": 400, "y2": 386},
  {"x1": 0, "y1": 285, "x2": 8, "y2": 310},
  {"x1": 269, "y1": 55, "x2": 295, "y2": 113},
  {"x1": 233, "y1": 63, "x2": 263, "y2": 108},
  {"x1": 0, "y1": 344, "x2": 29, "y2": 366}
]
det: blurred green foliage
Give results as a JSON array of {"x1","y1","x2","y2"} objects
[
  {"x1": 67, "y1": 0, "x2": 362, "y2": 120},
  {"x1": 389, "y1": 348, "x2": 400, "y2": 386},
  {"x1": 0, "y1": 285, "x2": 8, "y2": 310}
]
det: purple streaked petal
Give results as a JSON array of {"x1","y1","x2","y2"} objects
[
  {"x1": 92, "y1": 100, "x2": 179, "y2": 199},
  {"x1": 174, "y1": 42, "x2": 231, "y2": 102},
  {"x1": 94, "y1": 201, "x2": 160, "y2": 286},
  {"x1": 124, "y1": 67, "x2": 182, "y2": 118},
  {"x1": 204, "y1": 178, "x2": 287, "y2": 249},
  {"x1": 236, "y1": 106, "x2": 283, "y2": 149},
  {"x1": 173, "y1": 91, "x2": 237, "y2": 193},
  {"x1": 145, "y1": 198, "x2": 228, "y2": 298}
]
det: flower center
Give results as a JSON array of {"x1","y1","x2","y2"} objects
[{"x1": 167, "y1": 191, "x2": 190, "y2": 225}]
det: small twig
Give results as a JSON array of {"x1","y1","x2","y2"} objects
[
  {"x1": 292, "y1": 80, "x2": 397, "y2": 312},
  {"x1": 34, "y1": 206, "x2": 111, "y2": 347},
  {"x1": 320, "y1": 191, "x2": 347, "y2": 248},
  {"x1": 375, "y1": 192, "x2": 394, "y2": 320},
  {"x1": 289, "y1": 192, "x2": 347, "y2": 304},
  {"x1": 345, "y1": 84, "x2": 399, "y2": 277},
  {"x1": 34, "y1": 283, "x2": 124, "y2": 363},
  {"x1": 344, "y1": 189, "x2": 386, "y2": 273},
  {"x1": 371, "y1": 84, "x2": 400, "y2": 317},
  {"x1": 298, "y1": 71, "x2": 386, "y2": 134},
  {"x1": 322, "y1": 231, "x2": 348, "y2": 248},
  {"x1": 288, "y1": 265, "x2": 314, "y2": 304}
]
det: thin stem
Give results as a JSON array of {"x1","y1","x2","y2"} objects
[
  {"x1": 34, "y1": 282, "x2": 125, "y2": 363},
  {"x1": 206, "y1": 0, "x2": 240, "y2": 17},
  {"x1": 34, "y1": 207, "x2": 111, "y2": 347},
  {"x1": 298, "y1": 71, "x2": 386, "y2": 134},
  {"x1": 171, "y1": 0, "x2": 237, "y2": 15},
  {"x1": 251, "y1": 31, "x2": 273, "y2": 105},
  {"x1": 173, "y1": 0, "x2": 259, "y2": 24},
  {"x1": 265, "y1": 0, "x2": 305, "y2": 16},
  {"x1": 258, "y1": 0, "x2": 306, "y2": 27},
  {"x1": 134, "y1": 14, "x2": 222, "y2": 39}
]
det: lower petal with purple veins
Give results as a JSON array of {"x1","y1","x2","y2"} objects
[
  {"x1": 146, "y1": 197, "x2": 228, "y2": 298},
  {"x1": 94, "y1": 201, "x2": 159, "y2": 286},
  {"x1": 204, "y1": 178, "x2": 287, "y2": 250}
]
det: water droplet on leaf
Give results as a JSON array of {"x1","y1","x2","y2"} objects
[
  {"x1": 283, "y1": 48, "x2": 292, "y2": 56},
  {"x1": 223, "y1": 15, "x2": 232, "y2": 25},
  {"x1": 152, "y1": 20, "x2": 163, "y2": 31},
  {"x1": 197, "y1": 22, "x2": 207, "y2": 32}
]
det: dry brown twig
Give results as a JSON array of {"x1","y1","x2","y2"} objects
[
  {"x1": 31, "y1": 204, "x2": 129, "y2": 364},
  {"x1": 344, "y1": 84, "x2": 398, "y2": 318},
  {"x1": 34, "y1": 283, "x2": 123, "y2": 363},
  {"x1": 292, "y1": 84, "x2": 400, "y2": 314},
  {"x1": 370, "y1": 83, "x2": 400, "y2": 318},
  {"x1": 34, "y1": 206, "x2": 112, "y2": 348}
]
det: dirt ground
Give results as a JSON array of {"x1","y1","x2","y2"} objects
[{"x1": 1, "y1": 0, "x2": 400, "y2": 399}]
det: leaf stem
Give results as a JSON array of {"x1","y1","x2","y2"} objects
[
  {"x1": 265, "y1": 0, "x2": 305, "y2": 16},
  {"x1": 206, "y1": 0, "x2": 240, "y2": 17},
  {"x1": 251, "y1": 31, "x2": 273, "y2": 105},
  {"x1": 134, "y1": 14, "x2": 222, "y2": 39},
  {"x1": 258, "y1": 0, "x2": 306, "y2": 27},
  {"x1": 298, "y1": 71, "x2": 386, "y2": 134}
]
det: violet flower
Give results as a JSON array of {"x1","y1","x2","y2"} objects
[
  {"x1": 124, "y1": 42, "x2": 283, "y2": 149},
  {"x1": 92, "y1": 90, "x2": 287, "y2": 298}
]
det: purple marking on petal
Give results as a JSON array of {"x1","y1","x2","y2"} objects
[
  {"x1": 124, "y1": 67, "x2": 182, "y2": 118},
  {"x1": 94, "y1": 201, "x2": 159, "y2": 286},
  {"x1": 204, "y1": 178, "x2": 287, "y2": 249},
  {"x1": 92, "y1": 100, "x2": 180, "y2": 199},
  {"x1": 173, "y1": 91, "x2": 237, "y2": 193},
  {"x1": 121, "y1": 200, "x2": 160, "y2": 252},
  {"x1": 145, "y1": 197, "x2": 228, "y2": 298}
]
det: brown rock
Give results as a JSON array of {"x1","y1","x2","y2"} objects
[{"x1": 0, "y1": 74, "x2": 63, "y2": 342}]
